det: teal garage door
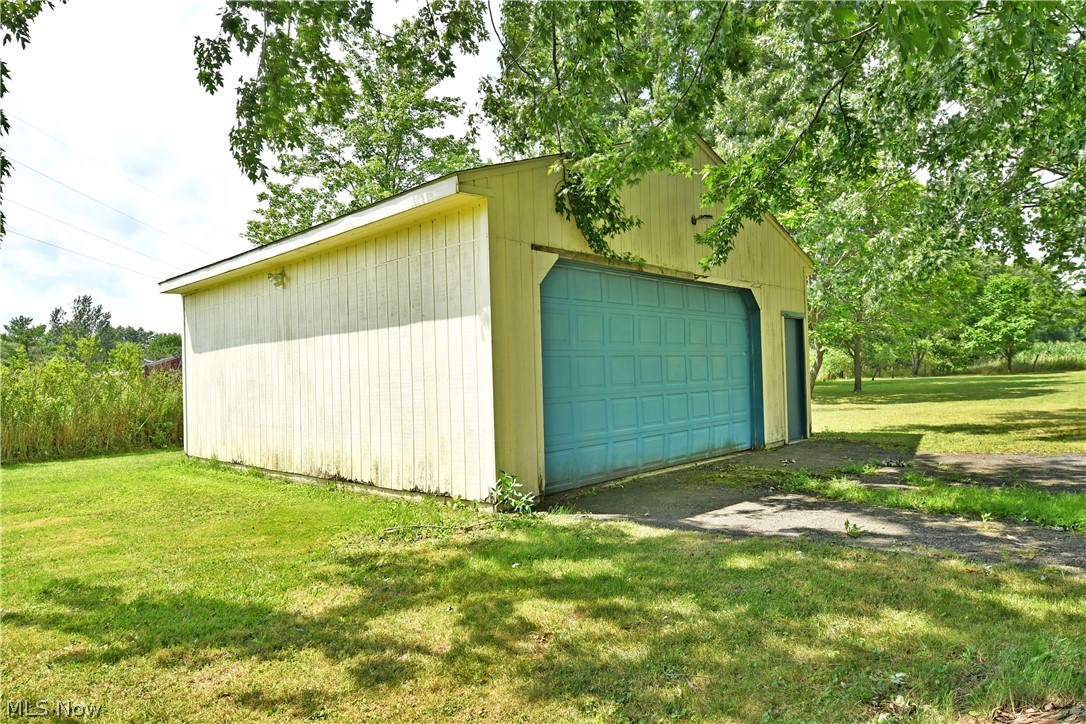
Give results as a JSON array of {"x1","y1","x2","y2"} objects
[{"x1": 541, "y1": 261, "x2": 756, "y2": 492}]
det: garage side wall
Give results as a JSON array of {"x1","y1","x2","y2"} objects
[
  {"x1": 471, "y1": 150, "x2": 810, "y2": 495},
  {"x1": 182, "y1": 199, "x2": 496, "y2": 500}
]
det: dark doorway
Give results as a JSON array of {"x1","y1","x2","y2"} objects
[{"x1": 784, "y1": 316, "x2": 808, "y2": 442}]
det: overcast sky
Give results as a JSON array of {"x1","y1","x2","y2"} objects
[{"x1": 2, "y1": 0, "x2": 500, "y2": 334}]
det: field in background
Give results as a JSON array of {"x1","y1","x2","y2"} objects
[
  {"x1": 3, "y1": 453, "x2": 1084, "y2": 721},
  {"x1": 812, "y1": 371, "x2": 1085, "y2": 454},
  {"x1": 967, "y1": 340, "x2": 1086, "y2": 376}
]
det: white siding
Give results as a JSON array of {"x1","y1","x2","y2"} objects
[{"x1": 182, "y1": 199, "x2": 496, "y2": 499}]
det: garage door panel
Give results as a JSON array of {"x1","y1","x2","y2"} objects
[
  {"x1": 542, "y1": 261, "x2": 753, "y2": 492},
  {"x1": 610, "y1": 356, "x2": 636, "y2": 386}
]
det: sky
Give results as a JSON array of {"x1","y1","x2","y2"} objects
[{"x1": 1, "y1": 0, "x2": 500, "y2": 334}]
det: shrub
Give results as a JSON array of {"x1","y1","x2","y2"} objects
[{"x1": 1, "y1": 340, "x2": 183, "y2": 463}]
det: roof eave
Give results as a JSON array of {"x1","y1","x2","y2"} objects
[{"x1": 159, "y1": 174, "x2": 462, "y2": 295}]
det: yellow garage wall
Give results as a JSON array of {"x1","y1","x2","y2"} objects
[
  {"x1": 465, "y1": 147, "x2": 811, "y2": 495},
  {"x1": 181, "y1": 199, "x2": 496, "y2": 500}
]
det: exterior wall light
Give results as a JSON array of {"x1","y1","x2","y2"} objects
[
  {"x1": 268, "y1": 270, "x2": 287, "y2": 288},
  {"x1": 691, "y1": 213, "x2": 714, "y2": 225}
]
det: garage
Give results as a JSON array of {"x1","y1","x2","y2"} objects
[
  {"x1": 163, "y1": 136, "x2": 812, "y2": 501},
  {"x1": 540, "y1": 261, "x2": 762, "y2": 492}
]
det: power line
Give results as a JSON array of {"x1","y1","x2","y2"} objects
[
  {"x1": 9, "y1": 230, "x2": 161, "y2": 280},
  {"x1": 7, "y1": 199, "x2": 184, "y2": 271},
  {"x1": 8, "y1": 158, "x2": 218, "y2": 256},
  {"x1": 10, "y1": 112, "x2": 235, "y2": 235}
]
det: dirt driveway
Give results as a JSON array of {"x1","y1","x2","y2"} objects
[{"x1": 558, "y1": 440, "x2": 1086, "y2": 573}]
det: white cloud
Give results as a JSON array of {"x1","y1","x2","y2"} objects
[{"x1": 2, "y1": 0, "x2": 500, "y2": 334}]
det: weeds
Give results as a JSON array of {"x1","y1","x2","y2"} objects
[
  {"x1": 1, "y1": 339, "x2": 182, "y2": 462},
  {"x1": 491, "y1": 471, "x2": 537, "y2": 514}
]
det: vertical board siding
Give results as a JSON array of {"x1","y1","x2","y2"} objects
[
  {"x1": 474, "y1": 146, "x2": 811, "y2": 494},
  {"x1": 183, "y1": 200, "x2": 495, "y2": 499}
]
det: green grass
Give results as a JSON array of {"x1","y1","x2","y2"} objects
[
  {"x1": 4, "y1": 452, "x2": 1086, "y2": 722},
  {"x1": 718, "y1": 467, "x2": 1086, "y2": 531},
  {"x1": 812, "y1": 371, "x2": 1086, "y2": 454}
]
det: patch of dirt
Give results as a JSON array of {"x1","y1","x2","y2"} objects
[{"x1": 717, "y1": 439, "x2": 1085, "y2": 494}]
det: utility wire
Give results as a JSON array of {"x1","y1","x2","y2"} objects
[
  {"x1": 8, "y1": 158, "x2": 217, "y2": 256},
  {"x1": 8, "y1": 230, "x2": 160, "y2": 280},
  {"x1": 7, "y1": 199, "x2": 184, "y2": 271},
  {"x1": 10, "y1": 112, "x2": 234, "y2": 235}
]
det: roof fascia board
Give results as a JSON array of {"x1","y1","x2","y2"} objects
[{"x1": 160, "y1": 175, "x2": 460, "y2": 294}]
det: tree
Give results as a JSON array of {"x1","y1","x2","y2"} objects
[
  {"x1": 245, "y1": 28, "x2": 481, "y2": 245},
  {"x1": 965, "y1": 274, "x2": 1038, "y2": 373},
  {"x1": 112, "y1": 325, "x2": 156, "y2": 350},
  {"x1": 778, "y1": 171, "x2": 929, "y2": 393},
  {"x1": 480, "y1": 2, "x2": 1084, "y2": 268},
  {"x1": 1, "y1": 315, "x2": 47, "y2": 363},
  {"x1": 193, "y1": 0, "x2": 484, "y2": 183},
  {"x1": 145, "y1": 333, "x2": 182, "y2": 360}
]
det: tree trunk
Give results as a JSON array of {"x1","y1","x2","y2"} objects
[
  {"x1": 852, "y1": 334, "x2": 862, "y2": 393},
  {"x1": 1006, "y1": 348, "x2": 1014, "y2": 374},
  {"x1": 911, "y1": 350, "x2": 923, "y2": 376},
  {"x1": 809, "y1": 341, "x2": 825, "y2": 389}
]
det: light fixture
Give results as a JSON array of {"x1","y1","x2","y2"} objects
[
  {"x1": 268, "y1": 270, "x2": 287, "y2": 288},
  {"x1": 691, "y1": 213, "x2": 714, "y2": 226}
]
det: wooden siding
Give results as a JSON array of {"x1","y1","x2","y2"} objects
[
  {"x1": 181, "y1": 199, "x2": 496, "y2": 500},
  {"x1": 467, "y1": 146, "x2": 811, "y2": 495}
]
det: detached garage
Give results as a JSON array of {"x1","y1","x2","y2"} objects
[{"x1": 161, "y1": 138, "x2": 813, "y2": 500}]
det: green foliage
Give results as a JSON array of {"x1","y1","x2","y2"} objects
[
  {"x1": 194, "y1": 0, "x2": 484, "y2": 183},
  {"x1": 1, "y1": 341, "x2": 183, "y2": 462},
  {"x1": 553, "y1": 169, "x2": 644, "y2": 264},
  {"x1": 144, "y1": 333, "x2": 182, "y2": 361},
  {"x1": 3, "y1": 296, "x2": 179, "y2": 367},
  {"x1": 1, "y1": 315, "x2": 47, "y2": 362},
  {"x1": 483, "y1": 2, "x2": 1084, "y2": 266},
  {"x1": 965, "y1": 274, "x2": 1038, "y2": 373},
  {"x1": 245, "y1": 26, "x2": 481, "y2": 245},
  {"x1": 490, "y1": 471, "x2": 536, "y2": 514}
]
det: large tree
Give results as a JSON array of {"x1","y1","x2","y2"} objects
[
  {"x1": 194, "y1": 0, "x2": 484, "y2": 184},
  {"x1": 244, "y1": 27, "x2": 481, "y2": 245},
  {"x1": 480, "y1": 1, "x2": 1084, "y2": 268}
]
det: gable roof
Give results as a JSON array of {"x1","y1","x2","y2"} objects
[{"x1": 161, "y1": 137, "x2": 811, "y2": 294}]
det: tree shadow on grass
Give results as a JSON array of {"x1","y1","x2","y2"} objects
[
  {"x1": 877, "y1": 410, "x2": 1086, "y2": 446},
  {"x1": 6, "y1": 520, "x2": 1086, "y2": 721},
  {"x1": 813, "y1": 375, "x2": 1064, "y2": 406}
]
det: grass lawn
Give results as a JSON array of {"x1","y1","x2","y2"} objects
[
  {"x1": 4, "y1": 453, "x2": 1085, "y2": 722},
  {"x1": 812, "y1": 371, "x2": 1086, "y2": 454}
]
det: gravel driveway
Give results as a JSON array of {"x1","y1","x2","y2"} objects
[{"x1": 558, "y1": 441, "x2": 1086, "y2": 572}]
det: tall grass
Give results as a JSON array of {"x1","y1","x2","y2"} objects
[
  {"x1": 1, "y1": 339, "x2": 182, "y2": 463},
  {"x1": 967, "y1": 340, "x2": 1086, "y2": 375}
]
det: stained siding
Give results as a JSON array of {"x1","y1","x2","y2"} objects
[
  {"x1": 182, "y1": 199, "x2": 495, "y2": 499},
  {"x1": 470, "y1": 146, "x2": 811, "y2": 495}
]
